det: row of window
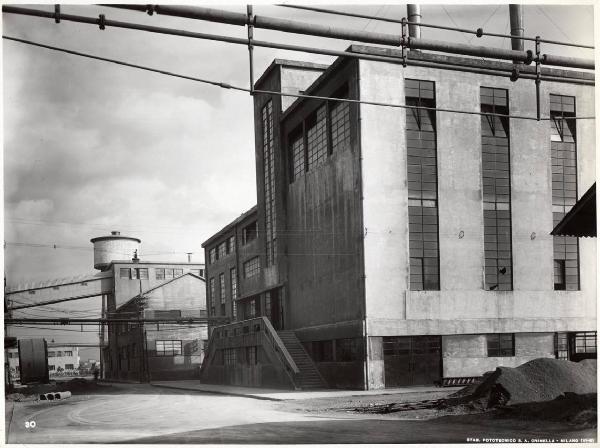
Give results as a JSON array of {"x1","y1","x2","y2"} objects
[
  {"x1": 208, "y1": 262, "x2": 257, "y2": 317},
  {"x1": 208, "y1": 222, "x2": 258, "y2": 265},
  {"x1": 402, "y1": 81, "x2": 579, "y2": 291},
  {"x1": 48, "y1": 350, "x2": 73, "y2": 357},
  {"x1": 48, "y1": 364, "x2": 74, "y2": 371},
  {"x1": 119, "y1": 267, "x2": 204, "y2": 280},
  {"x1": 262, "y1": 100, "x2": 278, "y2": 267},
  {"x1": 213, "y1": 346, "x2": 259, "y2": 366},
  {"x1": 302, "y1": 338, "x2": 364, "y2": 363},
  {"x1": 289, "y1": 85, "x2": 351, "y2": 182}
]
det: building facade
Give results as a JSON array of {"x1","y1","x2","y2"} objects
[
  {"x1": 201, "y1": 49, "x2": 596, "y2": 390},
  {"x1": 7, "y1": 345, "x2": 80, "y2": 381},
  {"x1": 103, "y1": 266, "x2": 207, "y2": 382}
]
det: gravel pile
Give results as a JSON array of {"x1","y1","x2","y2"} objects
[{"x1": 469, "y1": 358, "x2": 596, "y2": 407}]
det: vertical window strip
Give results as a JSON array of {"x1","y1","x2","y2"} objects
[
  {"x1": 480, "y1": 87, "x2": 513, "y2": 291},
  {"x1": 306, "y1": 105, "x2": 328, "y2": 170},
  {"x1": 550, "y1": 94, "x2": 579, "y2": 290},
  {"x1": 330, "y1": 97, "x2": 350, "y2": 152},
  {"x1": 209, "y1": 277, "x2": 215, "y2": 316},
  {"x1": 406, "y1": 79, "x2": 439, "y2": 291},
  {"x1": 262, "y1": 100, "x2": 277, "y2": 266},
  {"x1": 290, "y1": 131, "x2": 304, "y2": 181}
]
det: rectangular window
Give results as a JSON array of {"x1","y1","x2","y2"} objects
[
  {"x1": 156, "y1": 268, "x2": 165, "y2": 280},
  {"x1": 64, "y1": 351, "x2": 73, "y2": 357},
  {"x1": 65, "y1": 363, "x2": 74, "y2": 370},
  {"x1": 174, "y1": 268, "x2": 183, "y2": 277},
  {"x1": 481, "y1": 87, "x2": 513, "y2": 291},
  {"x1": 165, "y1": 268, "x2": 174, "y2": 280},
  {"x1": 232, "y1": 299, "x2": 238, "y2": 321},
  {"x1": 290, "y1": 128, "x2": 305, "y2": 181},
  {"x1": 209, "y1": 247, "x2": 217, "y2": 264},
  {"x1": 550, "y1": 94, "x2": 579, "y2": 291},
  {"x1": 306, "y1": 105, "x2": 328, "y2": 171},
  {"x1": 262, "y1": 100, "x2": 277, "y2": 267},
  {"x1": 245, "y1": 346, "x2": 258, "y2": 365},
  {"x1": 335, "y1": 338, "x2": 361, "y2": 362},
  {"x1": 217, "y1": 242, "x2": 227, "y2": 260},
  {"x1": 209, "y1": 277, "x2": 215, "y2": 316},
  {"x1": 219, "y1": 273, "x2": 226, "y2": 315},
  {"x1": 574, "y1": 332, "x2": 596, "y2": 354},
  {"x1": 48, "y1": 365, "x2": 55, "y2": 371},
  {"x1": 131, "y1": 268, "x2": 138, "y2": 280},
  {"x1": 486, "y1": 333, "x2": 515, "y2": 357},
  {"x1": 243, "y1": 221, "x2": 258, "y2": 245},
  {"x1": 48, "y1": 351, "x2": 56, "y2": 357},
  {"x1": 555, "y1": 332, "x2": 569, "y2": 360},
  {"x1": 137, "y1": 268, "x2": 149, "y2": 280},
  {"x1": 312, "y1": 340, "x2": 334, "y2": 362},
  {"x1": 227, "y1": 235, "x2": 236, "y2": 254},
  {"x1": 243, "y1": 257, "x2": 261, "y2": 278},
  {"x1": 224, "y1": 348, "x2": 237, "y2": 366},
  {"x1": 230, "y1": 267, "x2": 237, "y2": 300},
  {"x1": 406, "y1": 79, "x2": 439, "y2": 291},
  {"x1": 119, "y1": 268, "x2": 130, "y2": 279},
  {"x1": 330, "y1": 87, "x2": 351, "y2": 153},
  {"x1": 155, "y1": 340, "x2": 182, "y2": 356}
]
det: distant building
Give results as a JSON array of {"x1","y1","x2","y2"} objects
[
  {"x1": 7, "y1": 345, "x2": 80, "y2": 380},
  {"x1": 201, "y1": 38, "x2": 596, "y2": 390},
  {"x1": 104, "y1": 271, "x2": 207, "y2": 382},
  {"x1": 5, "y1": 232, "x2": 207, "y2": 382}
]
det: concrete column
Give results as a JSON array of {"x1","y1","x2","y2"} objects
[{"x1": 367, "y1": 336, "x2": 384, "y2": 389}]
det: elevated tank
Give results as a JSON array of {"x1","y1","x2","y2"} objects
[{"x1": 90, "y1": 231, "x2": 141, "y2": 271}]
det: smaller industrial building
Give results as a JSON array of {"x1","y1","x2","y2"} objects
[{"x1": 7, "y1": 344, "x2": 80, "y2": 381}]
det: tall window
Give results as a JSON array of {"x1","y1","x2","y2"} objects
[
  {"x1": 217, "y1": 242, "x2": 227, "y2": 260},
  {"x1": 330, "y1": 87, "x2": 351, "y2": 152},
  {"x1": 406, "y1": 79, "x2": 439, "y2": 290},
  {"x1": 550, "y1": 94, "x2": 579, "y2": 290},
  {"x1": 480, "y1": 87, "x2": 513, "y2": 291},
  {"x1": 262, "y1": 100, "x2": 277, "y2": 266},
  {"x1": 209, "y1": 277, "x2": 215, "y2": 316},
  {"x1": 243, "y1": 221, "x2": 258, "y2": 244},
  {"x1": 227, "y1": 235, "x2": 235, "y2": 254},
  {"x1": 288, "y1": 84, "x2": 351, "y2": 183},
  {"x1": 208, "y1": 248, "x2": 217, "y2": 264},
  {"x1": 306, "y1": 105, "x2": 328, "y2": 170},
  {"x1": 219, "y1": 273, "x2": 226, "y2": 315},
  {"x1": 155, "y1": 268, "x2": 165, "y2": 280},
  {"x1": 230, "y1": 267, "x2": 237, "y2": 299}
]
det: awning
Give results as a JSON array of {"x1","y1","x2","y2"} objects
[{"x1": 551, "y1": 182, "x2": 596, "y2": 237}]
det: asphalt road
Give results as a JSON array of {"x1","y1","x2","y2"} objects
[{"x1": 6, "y1": 383, "x2": 597, "y2": 444}]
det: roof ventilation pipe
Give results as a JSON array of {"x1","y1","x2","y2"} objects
[{"x1": 407, "y1": 4, "x2": 421, "y2": 39}]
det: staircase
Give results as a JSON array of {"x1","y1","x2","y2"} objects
[{"x1": 277, "y1": 331, "x2": 327, "y2": 389}]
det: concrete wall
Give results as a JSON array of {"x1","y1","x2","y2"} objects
[
  {"x1": 282, "y1": 59, "x2": 365, "y2": 335},
  {"x1": 113, "y1": 262, "x2": 205, "y2": 309},
  {"x1": 442, "y1": 333, "x2": 555, "y2": 377},
  {"x1": 359, "y1": 60, "x2": 596, "y2": 335}
]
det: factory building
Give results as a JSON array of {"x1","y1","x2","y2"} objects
[
  {"x1": 6, "y1": 231, "x2": 207, "y2": 382},
  {"x1": 201, "y1": 22, "x2": 596, "y2": 389},
  {"x1": 7, "y1": 345, "x2": 80, "y2": 381}
]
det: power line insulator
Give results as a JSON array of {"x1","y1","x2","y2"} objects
[{"x1": 476, "y1": 28, "x2": 483, "y2": 38}]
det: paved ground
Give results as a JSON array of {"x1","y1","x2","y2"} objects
[
  {"x1": 5, "y1": 382, "x2": 596, "y2": 444},
  {"x1": 151, "y1": 380, "x2": 458, "y2": 401}
]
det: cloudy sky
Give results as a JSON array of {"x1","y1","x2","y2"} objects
[{"x1": 3, "y1": 3, "x2": 595, "y2": 357}]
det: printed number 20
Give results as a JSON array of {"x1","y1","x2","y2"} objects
[{"x1": 25, "y1": 421, "x2": 36, "y2": 428}]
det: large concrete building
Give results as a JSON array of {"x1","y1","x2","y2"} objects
[{"x1": 201, "y1": 33, "x2": 596, "y2": 389}]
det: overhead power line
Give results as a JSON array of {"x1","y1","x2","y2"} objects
[
  {"x1": 6, "y1": 317, "x2": 222, "y2": 325},
  {"x1": 2, "y1": 35, "x2": 594, "y2": 122}
]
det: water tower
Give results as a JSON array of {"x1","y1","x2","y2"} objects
[{"x1": 90, "y1": 231, "x2": 141, "y2": 271}]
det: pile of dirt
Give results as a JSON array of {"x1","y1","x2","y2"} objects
[
  {"x1": 465, "y1": 358, "x2": 597, "y2": 407},
  {"x1": 493, "y1": 392, "x2": 597, "y2": 428}
]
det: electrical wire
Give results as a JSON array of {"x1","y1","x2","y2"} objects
[
  {"x1": 536, "y1": 6, "x2": 575, "y2": 45},
  {"x1": 442, "y1": 6, "x2": 470, "y2": 44},
  {"x1": 468, "y1": 5, "x2": 501, "y2": 45},
  {"x1": 2, "y1": 36, "x2": 595, "y2": 121}
]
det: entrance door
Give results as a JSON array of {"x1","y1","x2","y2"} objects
[
  {"x1": 383, "y1": 336, "x2": 441, "y2": 387},
  {"x1": 265, "y1": 289, "x2": 283, "y2": 330}
]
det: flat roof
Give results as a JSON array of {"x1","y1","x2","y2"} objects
[{"x1": 254, "y1": 59, "x2": 329, "y2": 89}]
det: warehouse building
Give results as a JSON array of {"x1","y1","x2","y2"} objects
[{"x1": 200, "y1": 11, "x2": 596, "y2": 389}]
